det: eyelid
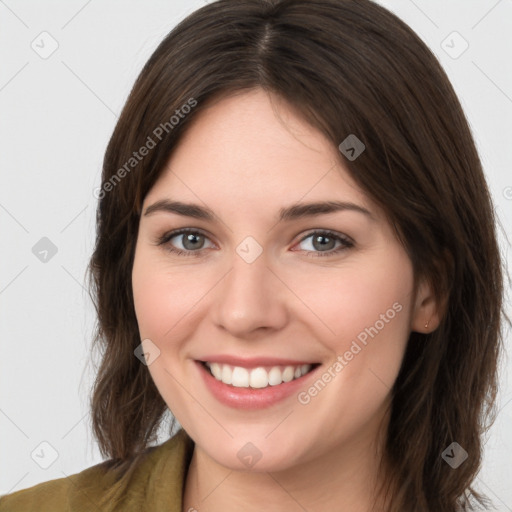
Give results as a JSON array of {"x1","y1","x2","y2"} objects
[{"x1": 297, "y1": 228, "x2": 354, "y2": 245}]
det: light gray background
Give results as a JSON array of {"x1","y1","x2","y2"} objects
[{"x1": 1, "y1": 0, "x2": 511, "y2": 508}]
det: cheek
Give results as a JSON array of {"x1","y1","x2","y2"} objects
[
  {"x1": 131, "y1": 250, "x2": 203, "y2": 341},
  {"x1": 287, "y1": 254, "x2": 413, "y2": 375},
  {"x1": 132, "y1": 262, "x2": 167, "y2": 340},
  {"x1": 298, "y1": 263, "x2": 409, "y2": 324},
  {"x1": 288, "y1": 259, "x2": 413, "y2": 436}
]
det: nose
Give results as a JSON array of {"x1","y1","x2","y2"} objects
[{"x1": 211, "y1": 249, "x2": 289, "y2": 339}]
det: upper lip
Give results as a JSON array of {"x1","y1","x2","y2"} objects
[{"x1": 198, "y1": 355, "x2": 318, "y2": 369}]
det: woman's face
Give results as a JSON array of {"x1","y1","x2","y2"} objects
[{"x1": 132, "y1": 88, "x2": 434, "y2": 472}]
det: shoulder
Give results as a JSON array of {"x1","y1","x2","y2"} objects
[
  {"x1": 0, "y1": 460, "x2": 112, "y2": 512},
  {"x1": 0, "y1": 428, "x2": 194, "y2": 512}
]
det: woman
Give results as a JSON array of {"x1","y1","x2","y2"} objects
[{"x1": 0, "y1": 0, "x2": 506, "y2": 511}]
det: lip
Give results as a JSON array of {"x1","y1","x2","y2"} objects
[
  {"x1": 197, "y1": 355, "x2": 317, "y2": 369},
  {"x1": 195, "y1": 360, "x2": 321, "y2": 410}
]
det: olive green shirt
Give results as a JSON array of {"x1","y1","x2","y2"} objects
[{"x1": 0, "y1": 428, "x2": 195, "y2": 511}]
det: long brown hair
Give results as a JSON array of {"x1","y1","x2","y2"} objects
[{"x1": 86, "y1": 1, "x2": 506, "y2": 510}]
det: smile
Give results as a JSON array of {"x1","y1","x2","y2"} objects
[{"x1": 202, "y1": 361, "x2": 316, "y2": 389}]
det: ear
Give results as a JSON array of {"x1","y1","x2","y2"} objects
[{"x1": 410, "y1": 277, "x2": 444, "y2": 334}]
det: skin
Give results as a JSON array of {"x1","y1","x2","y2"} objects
[{"x1": 131, "y1": 88, "x2": 441, "y2": 512}]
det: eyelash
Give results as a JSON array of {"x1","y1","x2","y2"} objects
[{"x1": 155, "y1": 228, "x2": 354, "y2": 258}]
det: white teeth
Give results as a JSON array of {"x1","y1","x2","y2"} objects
[
  {"x1": 231, "y1": 367, "x2": 249, "y2": 387},
  {"x1": 268, "y1": 367, "x2": 282, "y2": 386},
  {"x1": 205, "y1": 362, "x2": 313, "y2": 388},
  {"x1": 221, "y1": 365, "x2": 232, "y2": 385},
  {"x1": 249, "y1": 367, "x2": 268, "y2": 388},
  {"x1": 210, "y1": 362, "x2": 222, "y2": 380},
  {"x1": 282, "y1": 366, "x2": 295, "y2": 382}
]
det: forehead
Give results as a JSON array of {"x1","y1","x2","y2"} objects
[{"x1": 145, "y1": 89, "x2": 372, "y2": 215}]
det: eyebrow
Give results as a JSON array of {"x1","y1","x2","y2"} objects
[{"x1": 143, "y1": 199, "x2": 375, "y2": 222}]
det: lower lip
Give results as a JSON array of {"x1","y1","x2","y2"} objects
[{"x1": 196, "y1": 361, "x2": 320, "y2": 410}]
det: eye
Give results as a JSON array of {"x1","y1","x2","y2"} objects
[
  {"x1": 293, "y1": 230, "x2": 353, "y2": 257},
  {"x1": 156, "y1": 228, "x2": 215, "y2": 257}
]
